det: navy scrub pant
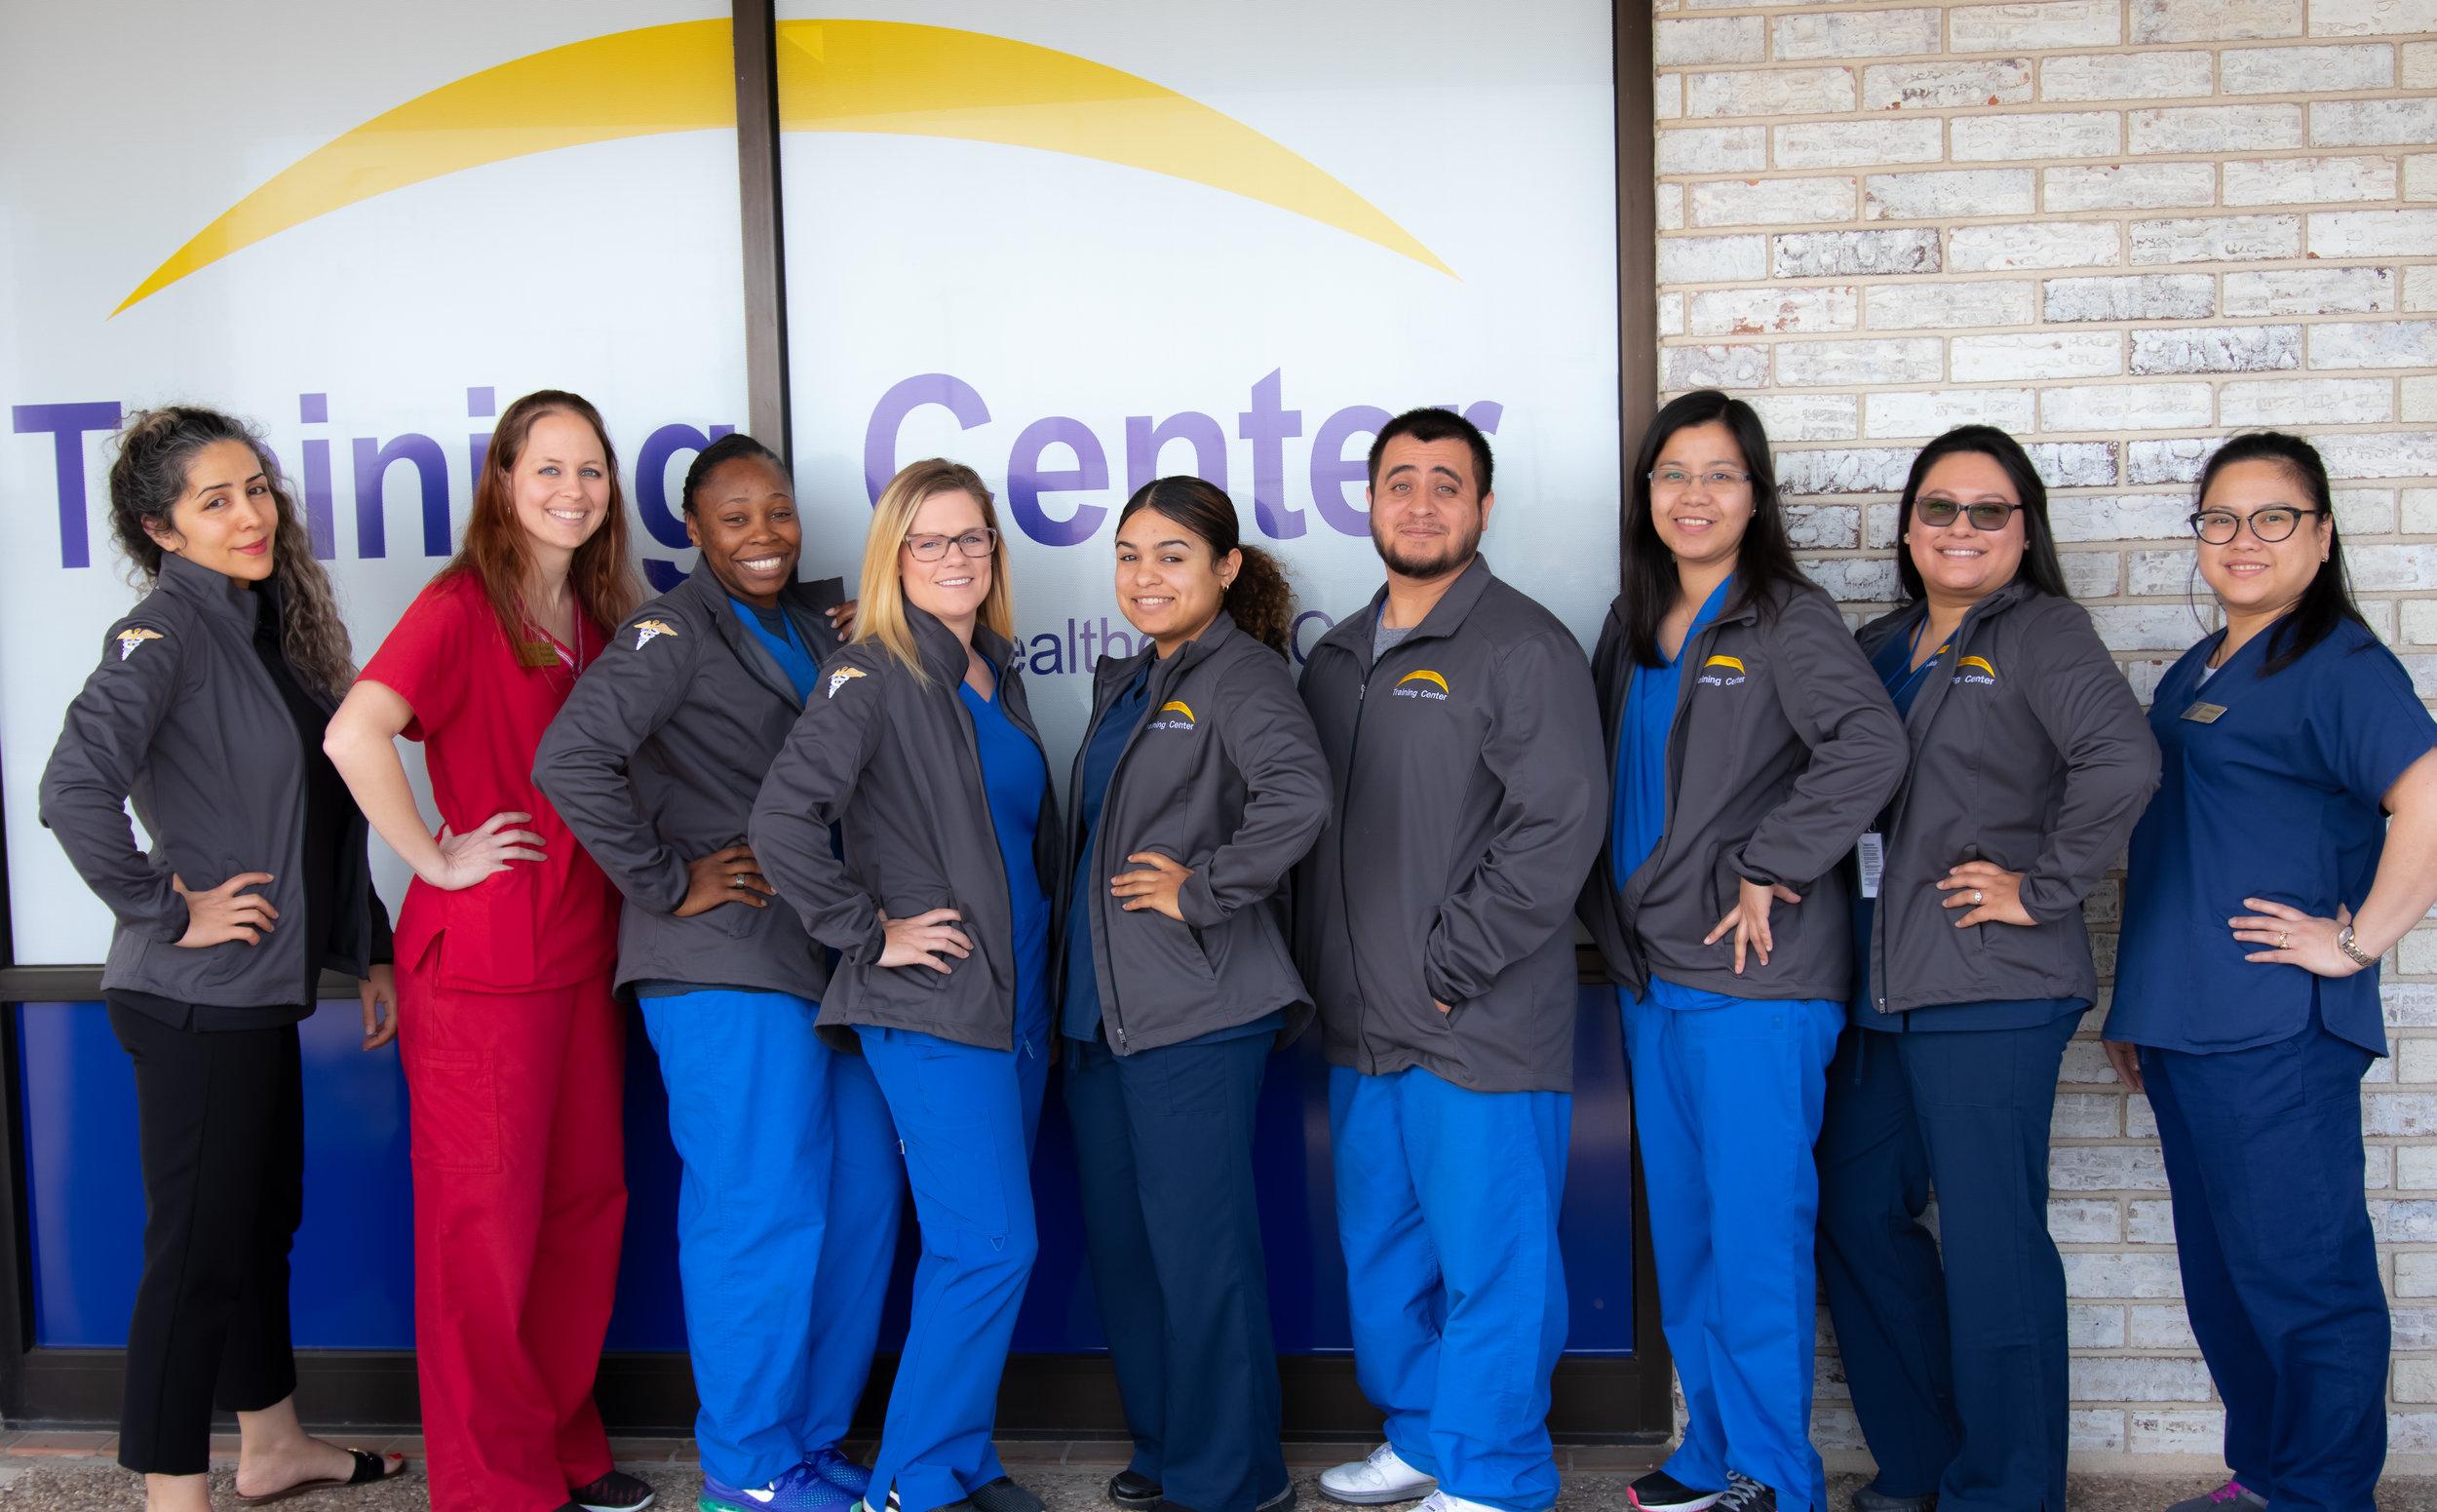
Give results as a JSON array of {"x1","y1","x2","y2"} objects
[
  {"x1": 2140, "y1": 1013, "x2": 2387, "y2": 1512},
  {"x1": 1813, "y1": 1015, "x2": 2078, "y2": 1512},
  {"x1": 856, "y1": 1012, "x2": 1050, "y2": 1512},
  {"x1": 1065, "y1": 1032, "x2": 1288, "y2": 1512},
  {"x1": 639, "y1": 989, "x2": 905, "y2": 1491},
  {"x1": 1625, "y1": 990, "x2": 1843, "y2": 1512},
  {"x1": 1329, "y1": 1065, "x2": 1571, "y2": 1512}
]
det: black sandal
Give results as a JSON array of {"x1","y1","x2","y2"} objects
[{"x1": 232, "y1": 1448, "x2": 408, "y2": 1506}]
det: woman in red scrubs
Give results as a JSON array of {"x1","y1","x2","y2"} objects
[{"x1": 326, "y1": 389, "x2": 649, "y2": 1512}]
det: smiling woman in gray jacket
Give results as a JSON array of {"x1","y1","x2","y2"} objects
[
  {"x1": 39, "y1": 407, "x2": 406, "y2": 1511},
  {"x1": 1813, "y1": 426, "x2": 2158, "y2": 1512}
]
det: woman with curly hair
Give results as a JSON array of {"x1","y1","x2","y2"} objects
[
  {"x1": 1058, "y1": 477, "x2": 1327, "y2": 1512},
  {"x1": 40, "y1": 406, "x2": 407, "y2": 1511}
]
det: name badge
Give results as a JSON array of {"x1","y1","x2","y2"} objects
[
  {"x1": 1856, "y1": 832, "x2": 1885, "y2": 899},
  {"x1": 2181, "y1": 701, "x2": 2226, "y2": 723}
]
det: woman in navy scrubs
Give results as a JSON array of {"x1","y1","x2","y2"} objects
[
  {"x1": 1814, "y1": 427, "x2": 2158, "y2": 1512},
  {"x1": 2109, "y1": 431, "x2": 2437, "y2": 1512},
  {"x1": 1061, "y1": 478, "x2": 1327, "y2": 1512},
  {"x1": 751, "y1": 459, "x2": 1056, "y2": 1512}
]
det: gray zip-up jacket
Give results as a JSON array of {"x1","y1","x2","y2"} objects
[
  {"x1": 1579, "y1": 577, "x2": 1906, "y2": 1004},
  {"x1": 749, "y1": 607, "x2": 1060, "y2": 1052},
  {"x1": 1293, "y1": 558, "x2": 1607, "y2": 1095},
  {"x1": 533, "y1": 563, "x2": 846, "y2": 1000},
  {"x1": 1852, "y1": 581, "x2": 2159, "y2": 1019},
  {"x1": 1056, "y1": 610, "x2": 1329, "y2": 1055},
  {"x1": 40, "y1": 550, "x2": 389, "y2": 1006}
]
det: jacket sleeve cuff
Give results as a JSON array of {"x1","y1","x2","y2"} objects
[
  {"x1": 1177, "y1": 872, "x2": 1224, "y2": 929},
  {"x1": 1422, "y1": 960, "x2": 1464, "y2": 1008},
  {"x1": 148, "y1": 884, "x2": 190, "y2": 945},
  {"x1": 2016, "y1": 872, "x2": 2073, "y2": 924},
  {"x1": 644, "y1": 855, "x2": 692, "y2": 915},
  {"x1": 1728, "y1": 844, "x2": 1788, "y2": 891}
]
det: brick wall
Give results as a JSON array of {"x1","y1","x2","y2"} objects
[{"x1": 1647, "y1": 0, "x2": 2437, "y2": 1469}]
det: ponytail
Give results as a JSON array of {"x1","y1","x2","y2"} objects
[{"x1": 1116, "y1": 476, "x2": 1297, "y2": 656}]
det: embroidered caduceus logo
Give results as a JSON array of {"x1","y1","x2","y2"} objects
[
  {"x1": 827, "y1": 667, "x2": 868, "y2": 699},
  {"x1": 116, "y1": 628, "x2": 163, "y2": 661},
  {"x1": 631, "y1": 618, "x2": 677, "y2": 650}
]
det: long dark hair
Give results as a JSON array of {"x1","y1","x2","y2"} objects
[
  {"x1": 445, "y1": 389, "x2": 642, "y2": 657},
  {"x1": 680, "y1": 431, "x2": 784, "y2": 515},
  {"x1": 107, "y1": 406, "x2": 356, "y2": 697},
  {"x1": 1117, "y1": 477, "x2": 1296, "y2": 654},
  {"x1": 1619, "y1": 389, "x2": 1807, "y2": 668},
  {"x1": 2195, "y1": 431, "x2": 2366, "y2": 678},
  {"x1": 1895, "y1": 425, "x2": 2070, "y2": 601}
]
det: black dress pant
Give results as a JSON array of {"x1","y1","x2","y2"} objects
[{"x1": 107, "y1": 1003, "x2": 305, "y2": 1475}]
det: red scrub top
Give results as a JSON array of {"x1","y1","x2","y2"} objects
[{"x1": 362, "y1": 571, "x2": 620, "y2": 992}]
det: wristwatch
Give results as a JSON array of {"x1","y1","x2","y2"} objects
[{"x1": 2336, "y1": 924, "x2": 2379, "y2": 970}]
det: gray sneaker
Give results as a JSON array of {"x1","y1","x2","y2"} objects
[
  {"x1": 2163, "y1": 1483, "x2": 2266, "y2": 1512},
  {"x1": 1852, "y1": 1485, "x2": 1935, "y2": 1512}
]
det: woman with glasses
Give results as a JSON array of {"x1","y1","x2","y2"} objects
[
  {"x1": 2105, "y1": 432, "x2": 2437, "y2": 1512},
  {"x1": 1578, "y1": 390, "x2": 1905, "y2": 1512},
  {"x1": 751, "y1": 459, "x2": 1058, "y2": 1512},
  {"x1": 1812, "y1": 426, "x2": 2158, "y2": 1512}
]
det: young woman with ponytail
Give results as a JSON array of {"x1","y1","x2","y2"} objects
[
  {"x1": 1057, "y1": 476, "x2": 1329, "y2": 1512},
  {"x1": 40, "y1": 407, "x2": 406, "y2": 1510}
]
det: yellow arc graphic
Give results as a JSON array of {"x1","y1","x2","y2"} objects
[
  {"x1": 1159, "y1": 701, "x2": 1195, "y2": 721},
  {"x1": 116, "y1": 18, "x2": 1451, "y2": 315},
  {"x1": 1703, "y1": 655, "x2": 1744, "y2": 672},
  {"x1": 1959, "y1": 656, "x2": 1996, "y2": 676},
  {"x1": 1397, "y1": 670, "x2": 1450, "y2": 693}
]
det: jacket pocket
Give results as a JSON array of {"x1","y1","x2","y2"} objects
[{"x1": 402, "y1": 1045, "x2": 501, "y2": 1173}]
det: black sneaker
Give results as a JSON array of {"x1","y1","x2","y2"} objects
[
  {"x1": 1630, "y1": 1472, "x2": 1724, "y2": 1512},
  {"x1": 1852, "y1": 1485, "x2": 1935, "y2": 1512},
  {"x1": 969, "y1": 1479, "x2": 1048, "y2": 1512},
  {"x1": 1257, "y1": 1485, "x2": 1296, "y2": 1512},
  {"x1": 1110, "y1": 1471, "x2": 1165, "y2": 1509},
  {"x1": 571, "y1": 1469, "x2": 658, "y2": 1511},
  {"x1": 1716, "y1": 1476, "x2": 1774, "y2": 1512}
]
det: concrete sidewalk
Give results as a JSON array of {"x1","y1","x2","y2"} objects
[{"x1": 0, "y1": 1439, "x2": 2429, "y2": 1512}]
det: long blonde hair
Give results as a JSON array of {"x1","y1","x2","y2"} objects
[{"x1": 856, "y1": 458, "x2": 1014, "y2": 684}]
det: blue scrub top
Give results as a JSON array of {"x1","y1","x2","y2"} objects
[
  {"x1": 1614, "y1": 575, "x2": 1735, "y2": 889},
  {"x1": 1849, "y1": 620, "x2": 2086, "y2": 1032},
  {"x1": 2113, "y1": 616, "x2": 2435, "y2": 1057},
  {"x1": 960, "y1": 680, "x2": 1054, "y2": 1048},
  {"x1": 1063, "y1": 665, "x2": 1151, "y2": 1041},
  {"x1": 730, "y1": 596, "x2": 820, "y2": 702}
]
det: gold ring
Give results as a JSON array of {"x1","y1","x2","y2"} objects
[{"x1": 2280, "y1": 932, "x2": 2290, "y2": 950}]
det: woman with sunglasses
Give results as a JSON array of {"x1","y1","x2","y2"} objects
[
  {"x1": 1578, "y1": 390, "x2": 1905, "y2": 1512},
  {"x1": 1811, "y1": 426, "x2": 2157, "y2": 1512},
  {"x1": 751, "y1": 459, "x2": 1057, "y2": 1512},
  {"x1": 2106, "y1": 432, "x2": 2437, "y2": 1512}
]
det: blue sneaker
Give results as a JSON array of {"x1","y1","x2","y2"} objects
[
  {"x1": 701, "y1": 1461, "x2": 856, "y2": 1512},
  {"x1": 806, "y1": 1448, "x2": 872, "y2": 1498}
]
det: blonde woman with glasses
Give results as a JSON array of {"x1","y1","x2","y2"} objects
[{"x1": 751, "y1": 458, "x2": 1059, "y2": 1512}]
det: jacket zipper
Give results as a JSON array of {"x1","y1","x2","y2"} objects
[{"x1": 1335, "y1": 651, "x2": 1374, "y2": 1073}]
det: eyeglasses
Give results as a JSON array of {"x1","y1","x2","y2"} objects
[
  {"x1": 2190, "y1": 506, "x2": 2318, "y2": 545},
  {"x1": 1649, "y1": 468, "x2": 1751, "y2": 491},
  {"x1": 904, "y1": 527, "x2": 999, "y2": 562},
  {"x1": 1915, "y1": 498, "x2": 2024, "y2": 532}
]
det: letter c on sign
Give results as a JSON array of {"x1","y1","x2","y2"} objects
[{"x1": 865, "y1": 374, "x2": 991, "y2": 504}]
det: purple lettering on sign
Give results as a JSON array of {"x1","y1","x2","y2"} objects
[
  {"x1": 1309, "y1": 405, "x2": 1391, "y2": 538},
  {"x1": 1123, "y1": 411, "x2": 1227, "y2": 494},
  {"x1": 302, "y1": 439, "x2": 336, "y2": 561},
  {"x1": 1237, "y1": 369, "x2": 1304, "y2": 540},
  {"x1": 865, "y1": 374, "x2": 990, "y2": 504},
  {"x1": 1291, "y1": 609, "x2": 1337, "y2": 666},
  {"x1": 352, "y1": 434, "x2": 451, "y2": 559},
  {"x1": 14, "y1": 401, "x2": 121, "y2": 568},
  {"x1": 637, "y1": 422, "x2": 737, "y2": 551},
  {"x1": 1008, "y1": 416, "x2": 1108, "y2": 548}
]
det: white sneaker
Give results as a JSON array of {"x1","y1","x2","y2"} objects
[
  {"x1": 1415, "y1": 1493, "x2": 1507, "y2": 1512},
  {"x1": 1319, "y1": 1445, "x2": 1439, "y2": 1506}
]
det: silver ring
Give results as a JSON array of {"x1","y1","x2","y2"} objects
[
  {"x1": 735, "y1": 873, "x2": 747, "y2": 887},
  {"x1": 1975, "y1": 889, "x2": 1985, "y2": 905}
]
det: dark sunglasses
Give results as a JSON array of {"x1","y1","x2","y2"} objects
[{"x1": 1915, "y1": 498, "x2": 2023, "y2": 532}]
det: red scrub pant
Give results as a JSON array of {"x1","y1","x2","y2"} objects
[{"x1": 400, "y1": 955, "x2": 627, "y2": 1512}]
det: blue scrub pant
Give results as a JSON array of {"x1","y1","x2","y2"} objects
[
  {"x1": 2141, "y1": 1013, "x2": 2386, "y2": 1512},
  {"x1": 856, "y1": 1008, "x2": 1050, "y2": 1512},
  {"x1": 639, "y1": 990, "x2": 905, "y2": 1490},
  {"x1": 1625, "y1": 990, "x2": 1842, "y2": 1512},
  {"x1": 1329, "y1": 1065, "x2": 1569, "y2": 1512},
  {"x1": 1067, "y1": 1033, "x2": 1287, "y2": 1512},
  {"x1": 1813, "y1": 1017, "x2": 2078, "y2": 1512}
]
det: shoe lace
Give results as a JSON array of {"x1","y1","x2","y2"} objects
[
  {"x1": 1366, "y1": 1446, "x2": 1405, "y2": 1474},
  {"x1": 2206, "y1": 1485, "x2": 2249, "y2": 1506},
  {"x1": 1717, "y1": 1476, "x2": 1768, "y2": 1511}
]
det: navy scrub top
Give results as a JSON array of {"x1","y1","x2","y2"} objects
[
  {"x1": 960, "y1": 680, "x2": 1054, "y2": 1050},
  {"x1": 1849, "y1": 620, "x2": 2088, "y2": 1033},
  {"x1": 2113, "y1": 616, "x2": 2435, "y2": 1058}
]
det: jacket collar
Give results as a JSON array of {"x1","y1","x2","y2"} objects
[
  {"x1": 1339, "y1": 554, "x2": 1497, "y2": 668},
  {"x1": 907, "y1": 603, "x2": 1019, "y2": 687},
  {"x1": 676, "y1": 562, "x2": 824, "y2": 709},
  {"x1": 1096, "y1": 608, "x2": 1240, "y2": 699},
  {"x1": 156, "y1": 548, "x2": 266, "y2": 632}
]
